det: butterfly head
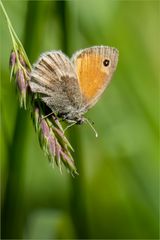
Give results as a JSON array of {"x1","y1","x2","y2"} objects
[
  {"x1": 63, "y1": 111, "x2": 98, "y2": 137},
  {"x1": 59, "y1": 109, "x2": 85, "y2": 125}
]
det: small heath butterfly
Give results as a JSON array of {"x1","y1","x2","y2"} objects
[{"x1": 30, "y1": 46, "x2": 119, "y2": 128}]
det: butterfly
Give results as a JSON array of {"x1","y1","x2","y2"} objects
[{"x1": 29, "y1": 46, "x2": 119, "y2": 128}]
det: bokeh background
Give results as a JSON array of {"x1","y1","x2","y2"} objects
[{"x1": 0, "y1": 0, "x2": 159, "y2": 239}]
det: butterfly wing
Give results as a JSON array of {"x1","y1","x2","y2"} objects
[
  {"x1": 30, "y1": 51, "x2": 82, "y2": 114},
  {"x1": 71, "y1": 46, "x2": 119, "y2": 110}
]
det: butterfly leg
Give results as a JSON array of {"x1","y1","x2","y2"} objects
[{"x1": 41, "y1": 111, "x2": 56, "y2": 120}]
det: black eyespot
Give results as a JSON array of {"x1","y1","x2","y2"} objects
[{"x1": 103, "y1": 59, "x2": 110, "y2": 67}]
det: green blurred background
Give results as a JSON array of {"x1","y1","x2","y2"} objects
[{"x1": 0, "y1": 0, "x2": 159, "y2": 239}]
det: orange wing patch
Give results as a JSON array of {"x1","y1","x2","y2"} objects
[
  {"x1": 75, "y1": 53, "x2": 110, "y2": 103},
  {"x1": 72, "y1": 46, "x2": 119, "y2": 109}
]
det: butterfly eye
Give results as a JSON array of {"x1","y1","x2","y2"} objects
[{"x1": 103, "y1": 59, "x2": 110, "y2": 67}]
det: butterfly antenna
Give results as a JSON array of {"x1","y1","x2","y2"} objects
[
  {"x1": 84, "y1": 118, "x2": 98, "y2": 138},
  {"x1": 64, "y1": 121, "x2": 77, "y2": 132}
]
